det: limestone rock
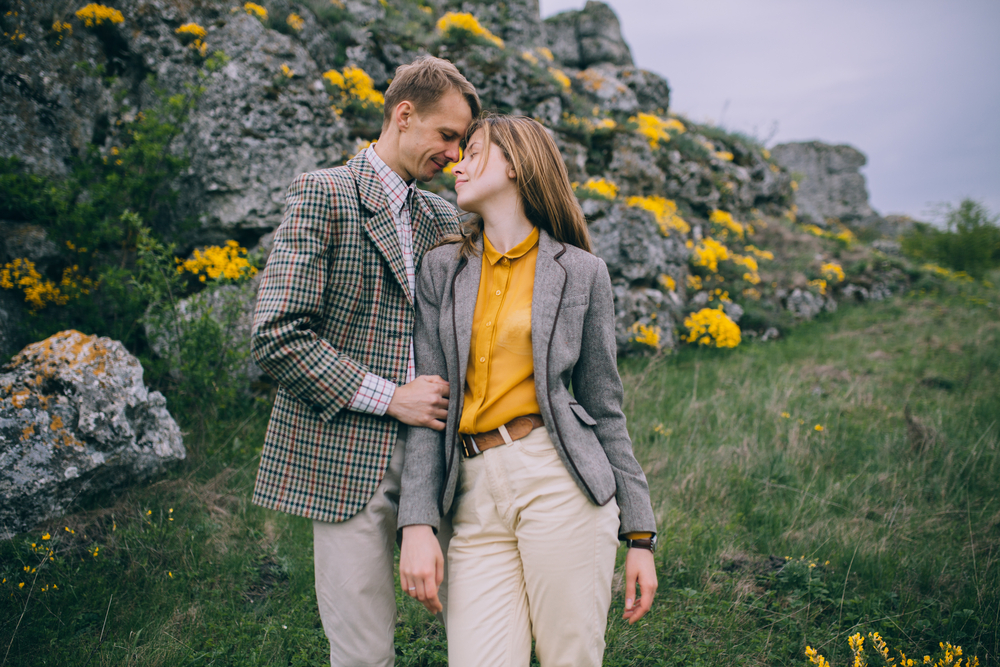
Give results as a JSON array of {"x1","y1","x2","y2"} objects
[
  {"x1": 0, "y1": 331, "x2": 185, "y2": 538},
  {"x1": 771, "y1": 141, "x2": 882, "y2": 230},
  {"x1": 544, "y1": 1, "x2": 634, "y2": 68}
]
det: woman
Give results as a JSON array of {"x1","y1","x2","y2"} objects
[{"x1": 397, "y1": 114, "x2": 657, "y2": 667}]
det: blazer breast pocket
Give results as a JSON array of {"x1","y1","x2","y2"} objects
[{"x1": 561, "y1": 293, "x2": 589, "y2": 309}]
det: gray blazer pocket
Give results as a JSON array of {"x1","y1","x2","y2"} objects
[
  {"x1": 569, "y1": 401, "x2": 597, "y2": 426},
  {"x1": 562, "y1": 294, "x2": 589, "y2": 309}
]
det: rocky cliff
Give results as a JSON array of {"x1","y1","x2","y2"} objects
[{"x1": 1, "y1": 0, "x2": 909, "y2": 361}]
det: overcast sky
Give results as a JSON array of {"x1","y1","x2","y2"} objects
[{"x1": 538, "y1": 0, "x2": 1000, "y2": 222}]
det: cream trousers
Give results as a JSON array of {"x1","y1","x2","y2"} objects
[
  {"x1": 447, "y1": 427, "x2": 620, "y2": 667},
  {"x1": 313, "y1": 426, "x2": 450, "y2": 667}
]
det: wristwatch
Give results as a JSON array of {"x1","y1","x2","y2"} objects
[{"x1": 625, "y1": 534, "x2": 657, "y2": 552}]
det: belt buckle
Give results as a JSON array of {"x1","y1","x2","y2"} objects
[{"x1": 461, "y1": 433, "x2": 481, "y2": 458}]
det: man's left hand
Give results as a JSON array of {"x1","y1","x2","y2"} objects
[{"x1": 622, "y1": 547, "x2": 657, "y2": 624}]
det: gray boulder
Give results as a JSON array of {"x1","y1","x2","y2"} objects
[
  {"x1": 770, "y1": 141, "x2": 882, "y2": 230},
  {"x1": 544, "y1": 1, "x2": 634, "y2": 68},
  {"x1": 0, "y1": 330, "x2": 185, "y2": 539}
]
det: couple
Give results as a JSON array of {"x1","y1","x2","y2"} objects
[{"x1": 251, "y1": 55, "x2": 657, "y2": 667}]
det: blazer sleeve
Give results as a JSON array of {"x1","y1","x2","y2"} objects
[
  {"x1": 571, "y1": 260, "x2": 657, "y2": 535},
  {"x1": 397, "y1": 255, "x2": 450, "y2": 531},
  {"x1": 251, "y1": 172, "x2": 368, "y2": 422}
]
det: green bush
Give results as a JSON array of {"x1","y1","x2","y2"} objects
[{"x1": 902, "y1": 199, "x2": 1000, "y2": 279}]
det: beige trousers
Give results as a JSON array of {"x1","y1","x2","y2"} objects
[
  {"x1": 313, "y1": 426, "x2": 450, "y2": 667},
  {"x1": 446, "y1": 427, "x2": 620, "y2": 667}
]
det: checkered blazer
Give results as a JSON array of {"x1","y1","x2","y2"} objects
[{"x1": 251, "y1": 152, "x2": 459, "y2": 523}]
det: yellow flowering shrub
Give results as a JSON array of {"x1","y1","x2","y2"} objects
[
  {"x1": 51, "y1": 20, "x2": 72, "y2": 45},
  {"x1": 922, "y1": 263, "x2": 974, "y2": 283},
  {"x1": 548, "y1": 67, "x2": 571, "y2": 90},
  {"x1": 658, "y1": 274, "x2": 676, "y2": 291},
  {"x1": 684, "y1": 307, "x2": 740, "y2": 348},
  {"x1": 629, "y1": 113, "x2": 685, "y2": 149},
  {"x1": 573, "y1": 177, "x2": 618, "y2": 200},
  {"x1": 744, "y1": 244, "x2": 774, "y2": 261},
  {"x1": 628, "y1": 322, "x2": 661, "y2": 349},
  {"x1": 709, "y1": 209, "x2": 744, "y2": 238},
  {"x1": 714, "y1": 150, "x2": 734, "y2": 161},
  {"x1": 175, "y1": 23, "x2": 206, "y2": 39},
  {"x1": 821, "y1": 262, "x2": 845, "y2": 282},
  {"x1": 0, "y1": 259, "x2": 93, "y2": 311},
  {"x1": 324, "y1": 66, "x2": 385, "y2": 113},
  {"x1": 243, "y1": 2, "x2": 267, "y2": 21},
  {"x1": 576, "y1": 69, "x2": 606, "y2": 92},
  {"x1": 521, "y1": 50, "x2": 539, "y2": 65},
  {"x1": 809, "y1": 278, "x2": 827, "y2": 295},
  {"x1": 436, "y1": 12, "x2": 503, "y2": 48},
  {"x1": 281, "y1": 63, "x2": 294, "y2": 78},
  {"x1": 75, "y1": 4, "x2": 124, "y2": 27},
  {"x1": 537, "y1": 47, "x2": 555, "y2": 61},
  {"x1": 175, "y1": 241, "x2": 257, "y2": 283},
  {"x1": 807, "y1": 634, "x2": 978, "y2": 667},
  {"x1": 627, "y1": 196, "x2": 691, "y2": 237},
  {"x1": 286, "y1": 13, "x2": 305, "y2": 31},
  {"x1": 692, "y1": 238, "x2": 730, "y2": 273},
  {"x1": 687, "y1": 274, "x2": 703, "y2": 290}
]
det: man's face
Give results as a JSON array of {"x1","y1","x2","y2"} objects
[{"x1": 397, "y1": 88, "x2": 473, "y2": 182}]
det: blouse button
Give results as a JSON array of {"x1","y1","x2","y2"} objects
[
  {"x1": 495, "y1": 289, "x2": 501, "y2": 296},
  {"x1": 479, "y1": 357, "x2": 486, "y2": 363}
]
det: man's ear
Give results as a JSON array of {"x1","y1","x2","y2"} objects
[{"x1": 394, "y1": 101, "x2": 414, "y2": 131}]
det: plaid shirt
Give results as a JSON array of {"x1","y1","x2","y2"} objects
[
  {"x1": 251, "y1": 151, "x2": 459, "y2": 523},
  {"x1": 346, "y1": 145, "x2": 417, "y2": 415}
]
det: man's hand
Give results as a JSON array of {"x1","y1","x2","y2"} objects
[
  {"x1": 622, "y1": 547, "x2": 657, "y2": 624},
  {"x1": 399, "y1": 525, "x2": 444, "y2": 614},
  {"x1": 386, "y1": 375, "x2": 449, "y2": 429}
]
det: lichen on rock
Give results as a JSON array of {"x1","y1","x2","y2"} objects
[{"x1": 0, "y1": 330, "x2": 184, "y2": 539}]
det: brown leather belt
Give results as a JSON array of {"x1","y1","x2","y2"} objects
[{"x1": 460, "y1": 414, "x2": 545, "y2": 459}]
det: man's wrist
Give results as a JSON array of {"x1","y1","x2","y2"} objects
[{"x1": 623, "y1": 533, "x2": 657, "y2": 552}]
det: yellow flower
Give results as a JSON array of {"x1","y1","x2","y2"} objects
[
  {"x1": 177, "y1": 241, "x2": 257, "y2": 282},
  {"x1": 436, "y1": 11, "x2": 503, "y2": 48},
  {"x1": 781, "y1": 412, "x2": 790, "y2": 418},
  {"x1": 0, "y1": 258, "x2": 70, "y2": 311},
  {"x1": 809, "y1": 278, "x2": 827, "y2": 295},
  {"x1": 814, "y1": 424, "x2": 824, "y2": 431},
  {"x1": 628, "y1": 322, "x2": 661, "y2": 349},
  {"x1": 42, "y1": 533, "x2": 50, "y2": 540},
  {"x1": 821, "y1": 262, "x2": 845, "y2": 283},
  {"x1": 244, "y1": 2, "x2": 267, "y2": 20},
  {"x1": 714, "y1": 151, "x2": 734, "y2": 161},
  {"x1": 281, "y1": 63, "x2": 294, "y2": 78},
  {"x1": 324, "y1": 66, "x2": 385, "y2": 111},
  {"x1": 709, "y1": 209, "x2": 744, "y2": 238},
  {"x1": 286, "y1": 13, "x2": 305, "y2": 31},
  {"x1": 521, "y1": 50, "x2": 539, "y2": 65},
  {"x1": 175, "y1": 23, "x2": 206, "y2": 39},
  {"x1": 576, "y1": 177, "x2": 618, "y2": 200},
  {"x1": 75, "y1": 4, "x2": 124, "y2": 27},
  {"x1": 537, "y1": 47, "x2": 554, "y2": 61},
  {"x1": 791, "y1": 180, "x2": 799, "y2": 191},
  {"x1": 548, "y1": 67, "x2": 571, "y2": 90},
  {"x1": 659, "y1": 274, "x2": 676, "y2": 292},
  {"x1": 743, "y1": 245, "x2": 774, "y2": 261},
  {"x1": 627, "y1": 196, "x2": 690, "y2": 237},
  {"x1": 691, "y1": 238, "x2": 730, "y2": 274},
  {"x1": 629, "y1": 113, "x2": 685, "y2": 149},
  {"x1": 684, "y1": 307, "x2": 740, "y2": 348},
  {"x1": 686, "y1": 275, "x2": 703, "y2": 290}
]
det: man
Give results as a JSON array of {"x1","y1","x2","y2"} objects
[{"x1": 251, "y1": 55, "x2": 480, "y2": 666}]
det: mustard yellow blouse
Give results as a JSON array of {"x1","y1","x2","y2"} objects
[{"x1": 459, "y1": 227, "x2": 541, "y2": 434}]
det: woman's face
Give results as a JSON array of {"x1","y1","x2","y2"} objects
[{"x1": 452, "y1": 128, "x2": 517, "y2": 214}]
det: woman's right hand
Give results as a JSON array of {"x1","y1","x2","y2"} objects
[{"x1": 399, "y1": 524, "x2": 445, "y2": 614}]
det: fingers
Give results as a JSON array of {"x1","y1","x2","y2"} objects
[{"x1": 623, "y1": 565, "x2": 637, "y2": 617}]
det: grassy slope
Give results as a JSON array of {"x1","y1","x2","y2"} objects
[{"x1": 1, "y1": 292, "x2": 997, "y2": 666}]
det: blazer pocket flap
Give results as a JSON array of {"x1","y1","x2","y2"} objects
[
  {"x1": 561, "y1": 294, "x2": 589, "y2": 309},
  {"x1": 569, "y1": 401, "x2": 598, "y2": 426}
]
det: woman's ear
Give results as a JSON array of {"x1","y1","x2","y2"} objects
[{"x1": 507, "y1": 167, "x2": 517, "y2": 180}]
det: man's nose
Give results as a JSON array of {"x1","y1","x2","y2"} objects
[{"x1": 445, "y1": 143, "x2": 462, "y2": 165}]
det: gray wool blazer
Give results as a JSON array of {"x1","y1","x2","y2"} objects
[{"x1": 397, "y1": 228, "x2": 656, "y2": 536}]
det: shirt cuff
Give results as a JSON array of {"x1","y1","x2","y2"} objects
[
  {"x1": 622, "y1": 532, "x2": 654, "y2": 541},
  {"x1": 347, "y1": 373, "x2": 397, "y2": 416}
]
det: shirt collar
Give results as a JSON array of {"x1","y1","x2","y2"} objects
[
  {"x1": 483, "y1": 227, "x2": 540, "y2": 266},
  {"x1": 365, "y1": 143, "x2": 416, "y2": 218}
]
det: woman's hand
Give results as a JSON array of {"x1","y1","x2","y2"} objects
[
  {"x1": 399, "y1": 524, "x2": 445, "y2": 614},
  {"x1": 622, "y1": 548, "x2": 657, "y2": 624}
]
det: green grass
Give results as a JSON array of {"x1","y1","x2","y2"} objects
[{"x1": 2, "y1": 292, "x2": 998, "y2": 666}]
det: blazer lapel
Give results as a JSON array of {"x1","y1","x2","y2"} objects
[
  {"x1": 451, "y1": 239, "x2": 482, "y2": 391},
  {"x1": 532, "y1": 230, "x2": 567, "y2": 397},
  {"x1": 347, "y1": 153, "x2": 413, "y2": 304}
]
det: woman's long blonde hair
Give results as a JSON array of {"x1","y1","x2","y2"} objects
[{"x1": 445, "y1": 114, "x2": 592, "y2": 257}]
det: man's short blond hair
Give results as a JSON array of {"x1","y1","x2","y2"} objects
[{"x1": 382, "y1": 56, "x2": 480, "y2": 131}]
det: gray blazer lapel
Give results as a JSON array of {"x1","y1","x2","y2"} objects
[
  {"x1": 347, "y1": 154, "x2": 413, "y2": 303},
  {"x1": 532, "y1": 230, "x2": 567, "y2": 402},
  {"x1": 451, "y1": 239, "x2": 482, "y2": 390}
]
